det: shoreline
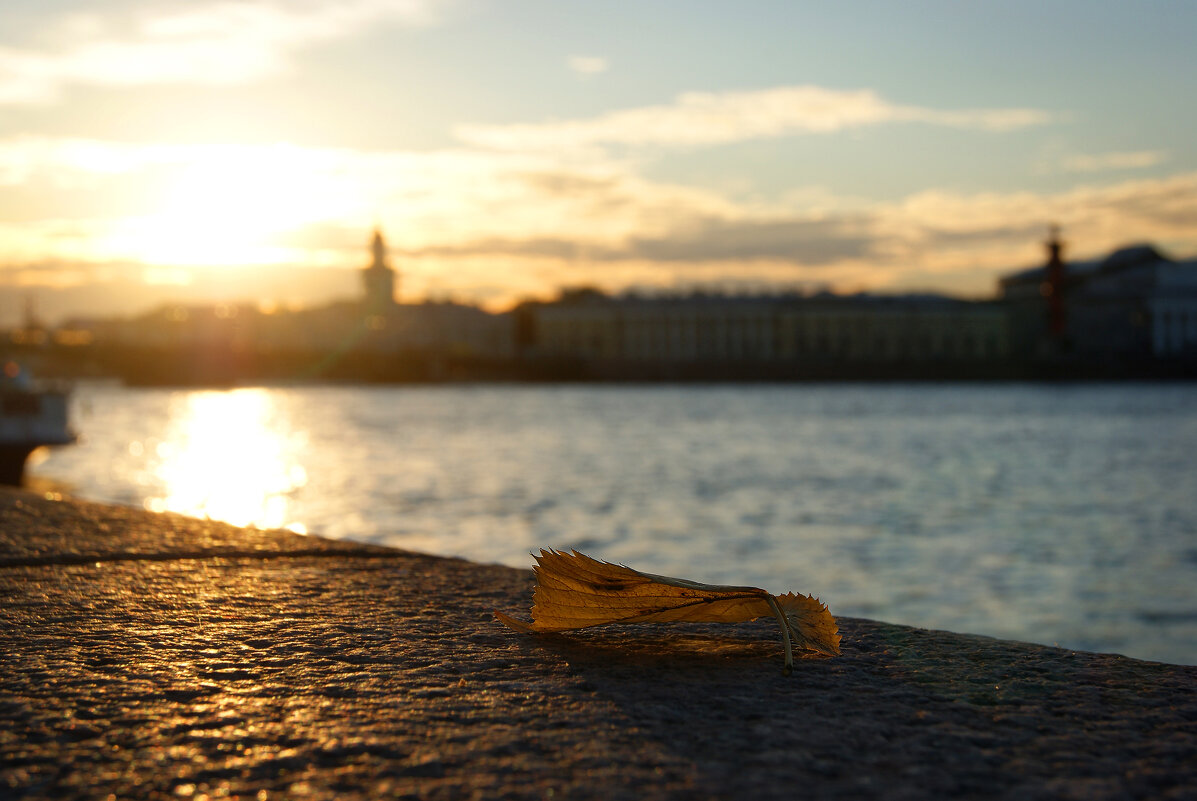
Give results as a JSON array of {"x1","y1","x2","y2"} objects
[{"x1": 3, "y1": 486, "x2": 1195, "y2": 799}]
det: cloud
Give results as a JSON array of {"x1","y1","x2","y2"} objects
[
  {"x1": 402, "y1": 168, "x2": 1197, "y2": 299},
  {"x1": 568, "y1": 56, "x2": 608, "y2": 75},
  {"x1": 0, "y1": 257, "x2": 361, "y2": 326},
  {"x1": 1061, "y1": 150, "x2": 1166, "y2": 173},
  {"x1": 405, "y1": 216, "x2": 874, "y2": 266},
  {"x1": 891, "y1": 172, "x2": 1197, "y2": 243},
  {"x1": 867, "y1": 171, "x2": 1197, "y2": 288},
  {"x1": 619, "y1": 216, "x2": 875, "y2": 265},
  {"x1": 407, "y1": 236, "x2": 583, "y2": 260},
  {"x1": 0, "y1": 0, "x2": 445, "y2": 103},
  {"x1": 455, "y1": 85, "x2": 1055, "y2": 151},
  {"x1": 4, "y1": 132, "x2": 1197, "y2": 312}
]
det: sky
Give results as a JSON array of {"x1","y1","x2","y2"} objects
[{"x1": 1, "y1": 0, "x2": 1196, "y2": 324}]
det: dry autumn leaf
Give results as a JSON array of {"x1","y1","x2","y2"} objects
[{"x1": 495, "y1": 549, "x2": 840, "y2": 674}]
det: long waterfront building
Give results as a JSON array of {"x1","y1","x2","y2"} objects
[{"x1": 19, "y1": 229, "x2": 1197, "y2": 382}]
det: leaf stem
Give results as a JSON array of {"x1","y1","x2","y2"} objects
[{"x1": 765, "y1": 594, "x2": 794, "y2": 676}]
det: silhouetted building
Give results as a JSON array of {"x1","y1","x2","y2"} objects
[
  {"x1": 525, "y1": 290, "x2": 1008, "y2": 375},
  {"x1": 362, "y1": 228, "x2": 397, "y2": 315},
  {"x1": 1000, "y1": 228, "x2": 1075, "y2": 358},
  {"x1": 1044, "y1": 225, "x2": 1067, "y2": 341},
  {"x1": 44, "y1": 226, "x2": 1197, "y2": 384},
  {"x1": 345, "y1": 229, "x2": 512, "y2": 359},
  {"x1": 361, "y1": 300, "x2": 515, "y2": 359},
  {"x1": 1000, "y1": 238, "x2": 1197, "y2": 363}
]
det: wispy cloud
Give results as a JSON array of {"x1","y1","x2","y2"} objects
[
  {"x1": 456, "y1": 85, "x2": 1055, "y2": 151},
  {"x1": 1061, "y1": 150, "x2": 1166, "y2": 173},
  {"x1": 4, "y1": 133, "x2": 1197, "y2": 307},
  {"x1": 0, "y1": 0, "x2": 445, "y2": 104},
  {"x1": 568, "y1": 56, "x2": 609, "y2": 76}
]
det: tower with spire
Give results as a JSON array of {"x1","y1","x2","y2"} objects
[
  {"x1": 1044, "y1": 224, "x2": 1066, "y2": 340},
  {"x1": 362, "y1": 228, "x2": 397, "y2": 314}
]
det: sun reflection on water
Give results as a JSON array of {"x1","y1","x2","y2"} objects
[{"x1": 143, "y1": 390, "x2": 309, "y2": 533}]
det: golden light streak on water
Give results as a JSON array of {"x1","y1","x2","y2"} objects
[{"x1": 143, "y1": 389, "x2": 309, "y2": 533}]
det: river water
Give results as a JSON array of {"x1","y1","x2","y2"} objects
[{"x1": 30, "y1": 382, "x2": 1197, "y2": 665}]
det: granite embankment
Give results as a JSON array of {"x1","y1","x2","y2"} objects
[{"x1": 2, "y1": 486, "x2": 1194, "y2": 800}]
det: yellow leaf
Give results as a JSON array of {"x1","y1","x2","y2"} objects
[{"x1": 495, "y1": 549, "x2": 840, "y2": 674}]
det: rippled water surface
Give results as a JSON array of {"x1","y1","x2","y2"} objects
[{"x1": 34, "y1": 382, "x2": 1197, "y2": 665}]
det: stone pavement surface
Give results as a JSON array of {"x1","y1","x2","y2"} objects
[{"x1": 2, "y1": 487, "x2": 1195, "y2": 800}]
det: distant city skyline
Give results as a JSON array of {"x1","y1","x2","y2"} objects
[{"x1": 2, "y1": 0, "x2": 1196, "y2": 325}]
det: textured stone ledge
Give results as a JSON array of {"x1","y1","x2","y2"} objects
[{"x1": 2, "y1": 487, "x2": 1194, "y2": 800}]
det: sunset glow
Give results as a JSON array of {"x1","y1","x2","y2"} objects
[
  {"x1": 1, "y1": 1, "x2": 1195, "y2": 325},
  {"x1": 109, "y1": 145, "x2": 357, "y2": 267}
]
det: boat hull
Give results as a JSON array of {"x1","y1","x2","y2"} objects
[{"x1": 0, "y1": 443, "x2": 38, "y2": 485}]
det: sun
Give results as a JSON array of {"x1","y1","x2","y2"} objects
[{"x1": 109, "y1": 144, "x2": 360, "y2": 268}]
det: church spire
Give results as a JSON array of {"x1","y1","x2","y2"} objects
[
  {"x1": 362, "y1": 227, "x2": 397, "y2": 313},
  {"x1": 1045, "y1": 223, "x2": 1065, "y2": 337},
  {"x1": 371, "y1": 227, "x2": 388, "y2": 271}
]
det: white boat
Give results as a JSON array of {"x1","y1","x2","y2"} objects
[{"x1": 1, "y1": 361, "x2": 74, "y2": 485}]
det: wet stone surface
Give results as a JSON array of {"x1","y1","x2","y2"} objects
[{"x1": 2, "y1": 488, "x2": 1195, "y2": 800}]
